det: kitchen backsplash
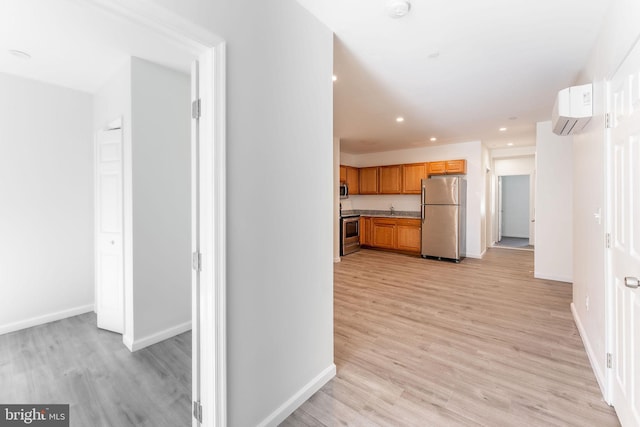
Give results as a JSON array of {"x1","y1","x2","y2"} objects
[{"x1": 346, "y1": 194, "x2": 420, "y2": 213}]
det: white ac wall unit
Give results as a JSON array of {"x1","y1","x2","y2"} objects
[{"x1": 551, "y1": 83, "x2": 593, "y2": 136}]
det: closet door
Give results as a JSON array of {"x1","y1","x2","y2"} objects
[{"x1": 95, "y1": 127, "x2": 124, "y2": 333}]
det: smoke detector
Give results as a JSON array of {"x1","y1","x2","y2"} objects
[{"x1": 387, "y1": 0, "x2": 411, "y2": 18}]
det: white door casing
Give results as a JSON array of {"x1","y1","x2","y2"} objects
[
  {"x1": 529, "y1": 168, "x2": 536, "y2": 246},
  {"x1": 497, "y1": 176, "x2": 503, "y2": 242},
  {"x1": 95, "y1": 127, "x2": 124, "y2": 333},
  {"x1": 607, "y1": 37, "x2": 640, "y2": 427},
  {"x1": 193, "y1": 47, "x2": 227, "y2": 427}
]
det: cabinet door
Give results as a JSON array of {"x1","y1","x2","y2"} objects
[
  {"x1": 379, "y1": 165, "x2": 402, "y2": 194},
  {"x1": 346, "y1": 166, "x2": 359, "y2": 195},
  {"x1": 396, "y1": 219, "x2": 422, "y2": 253},
  {"x1": 402, "y1": 163, "x2": 427, "y2": 194},
  {"x1": 372, "y1": 219, "x2": 396, "y2": 248},
  {"x1": 339, "y1": 165, "x2": 347, "y2": 182},
  {"x1": 445, "y1": 159, "x2": 467, "y2": 174},
  {"x1": 360, "y1": 217, "x2": 371, "y2": 245},
  {"x1": 428, "y1": 161, "x2": 446, "y2": 175},
  {"x1": 359, "y1": 167, "x2": 379, "y2": 194}
]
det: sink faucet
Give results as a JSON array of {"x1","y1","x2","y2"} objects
[{"x1": 390, "y1": 205, "x2": 395, "y2": 216}]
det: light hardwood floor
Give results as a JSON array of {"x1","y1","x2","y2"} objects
[
  {"x1": 281, "y1": 248, "x2": 619, "y2": 427},
  {"x1": 0, "y1": 313, "x2": 190, "y2": 427}
]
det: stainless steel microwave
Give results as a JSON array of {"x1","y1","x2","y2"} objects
[{"x1": 340, "y1": 183, "x2": 349, "y2": 199}]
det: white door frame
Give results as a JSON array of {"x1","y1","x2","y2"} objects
[{"x1": 86, "y1": 2, "x2": 227, "y2": 426}]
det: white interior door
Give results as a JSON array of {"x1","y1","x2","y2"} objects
[
  {"x1": 608, "y1": 38, "x2": 640, "y2": 427},
  {"x1": 95, "y1": 127, "x2": 124, "y2": 333}
]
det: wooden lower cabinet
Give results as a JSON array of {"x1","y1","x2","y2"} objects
[
  {"x1": 371, "y1": 218, "x2": 396, "y2": 249},
  {"x1": 360, "y1": 217, "x2": 372, "y2": 246},
  {"x1": 361, "y1": 217, "x2": 421, "y2": 254},
  {"x1": 396, "y1": 219, "x2": 422, "y2": 253}
]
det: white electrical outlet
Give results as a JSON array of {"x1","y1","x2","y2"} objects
[{"x1": 586, "y1": 295, "x2": 590, "y2": 311}]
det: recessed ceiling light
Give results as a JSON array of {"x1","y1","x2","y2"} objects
[
  {"x1": 332, "y1": 75, "x2": 337, "y2": 82},
  {"x1": 499, "y1": 127, "x2": 507, "y2": 132},
  {"x1": 396, "y1": 117, "x2": 405, "y2": 123},
  {"x1": 507, "y1": 142, "x2": 514, "y2": 146},
  {"x1": 430, "y1": 137, "x2": 437, "y2": 142},
  {"x1": 387, "y1": 0, "x2": 411, "y2": 18},
  {"x1": 8, "y1": 49, "x2": 31, "y2": 60}
]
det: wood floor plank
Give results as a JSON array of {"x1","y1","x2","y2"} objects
[
  {"x1": 282, "y1": 248, "x2": 619, "y2": 427},
  {"x1": 0, "y1": 313, "x2": 191, "y2": 427}
]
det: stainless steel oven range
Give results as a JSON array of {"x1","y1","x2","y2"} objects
[{"x1": 340, "y1": 214, "x2": 360, "y2": 256}]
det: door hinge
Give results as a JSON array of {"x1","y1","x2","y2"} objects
[
  {"x1": 193, "y1": 401, "x2": 202, "y2": 423},
  {"x1": 606, "y1": 233, "x2": 611, "y2": 249},
  {"x1": 605, "y1": 113, "x2": 613, "y2": 129},
  {"x1": 192, "y1": 251, "x2": 202, "y2": 272},
  {"x1": 192, "y1": 99, "x2": 201, "y2": 119},
  {"x1": 607, "y1": 353, "x2": 612, "y2": 368}
]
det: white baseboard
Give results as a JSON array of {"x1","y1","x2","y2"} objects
[
  {"x1": 534, "y1": 272, "x2": 572, "y2": 283},
  {"x1": 0, "y1": 304, "x2": 95, "y2": 336},
  {"x1": 257, "y1": 363, "x2": 336, "y2": 427},
  {"x1": 334, "y1": 257, "x2": 341, "y2": 263},
  {"x1": 571, "y1": 303, "x2": 608, "y2": 402},
  {"x1": 466, "y1": 252, "x2": 483, "y2": 259},
  {"x1": 125, "y1": 320, "x2": 192, "y2": 352}
]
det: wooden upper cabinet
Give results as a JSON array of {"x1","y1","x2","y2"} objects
[
  {"x1": 359, "y1": 167, "x2": 379, "y2": 194},
  {"x1": 346, "y1": 166, "x2": 359, "y2": 195},
  {"x1": 339, "y1": 165, "x2": 347, "y2": 182},
  {"x1": 445, "y1": 159, "x2": 467, "y2": 174},
  {"x1": 402, "y1": 163, "x2": 427, "y2": 194},
  {"x1": 379, "y1": 165, "x2": 402, "y2": 194},
  {"x1": 428, "y1": 159, "x2": 467, "y2": 175},
  {"x1": 428, "y1": 161, "x2": 446, "y2": 175}
]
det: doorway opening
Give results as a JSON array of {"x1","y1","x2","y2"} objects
[
  {"x1": 496, "y1": 175, "x2": 534, "y2": 251},
  {"x1": 490, "y1": 154, "x2": 536, "y2": 253},
  {"x1": 1, "y1": 1, "x2": 226, "y2": 426}
]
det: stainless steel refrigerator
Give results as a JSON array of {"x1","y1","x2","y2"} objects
[{"x1": 420, "y1": 176, "x2": 466, "y2": 261}]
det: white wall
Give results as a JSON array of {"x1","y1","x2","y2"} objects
[
  {"x1": 501, "y1": 175, "x2": 530, "y2": 238},
  {"x1": 146, "y1": 1, "x2": 335, "y2": 425},
  {"x1": 494, "y1": 156, "x2": 535, "y2": 176},
  {"x1": 0, "y1": 73, "x2": 94, "y2": 334},
  {"x1": 93, "y1": 58, "x2": 192, "y2": 350},
  {"x1": 535, "y1": 121, "x2": 573, "y2": 282},
  {"x1": 129, "y1": 58, "x2": 191, "y2": 347},
  {"x1": 572, "y1": 0, "x2": 640, "y2": 396},
  {"x1": 341, "y1": 140, "x2": 486, "y2": 258}
]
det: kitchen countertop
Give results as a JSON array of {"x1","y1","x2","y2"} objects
[{"x1": 341, "y1": 209, "x2": 420, "y2": 219}]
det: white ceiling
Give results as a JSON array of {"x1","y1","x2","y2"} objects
[
  {"x1": 297, "y1": 0, "x2": 611, "y2": 153},
  {"x1": 0, "y1": 0, "x2": 196, "y2": 94}
]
